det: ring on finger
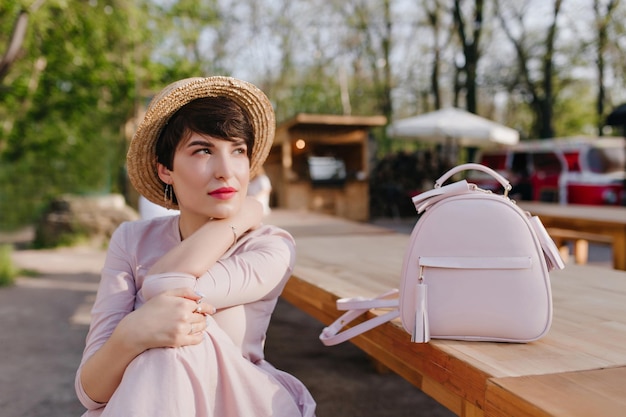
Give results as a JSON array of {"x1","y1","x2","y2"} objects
[{"x1": 194, "y1": 304, "x2": 202, "y2": 314}]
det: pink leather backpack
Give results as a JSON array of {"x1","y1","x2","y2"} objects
[{"x1": 320, "y1": 163, "x2": 564, "y2": 345}]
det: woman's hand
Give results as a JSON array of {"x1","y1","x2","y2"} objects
[{"x1": 118, "y1": 287, "x2": 215, "y2": 353}]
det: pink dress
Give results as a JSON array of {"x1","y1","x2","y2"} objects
[{"x1": 75, "y1": 215, "x2": 316, "y2": 417}]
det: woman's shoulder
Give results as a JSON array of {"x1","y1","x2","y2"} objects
[{"x1": 111, "y1": 215, "x2": 180, "y2": 247}]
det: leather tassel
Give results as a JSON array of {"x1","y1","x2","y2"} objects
[{"x1": 412, "y1": 281, "x2": 430, "y2": 343}]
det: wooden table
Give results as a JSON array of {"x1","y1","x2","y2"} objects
[
  {"x1": 486, "y1": 366, "x2": 626, "y2": 417},
  {"x1": 268, "y1": 210, "x2": 626, "y2": 417},
  {"x1": 519, "y1": 202, "x2": 626, "y2": 270}
]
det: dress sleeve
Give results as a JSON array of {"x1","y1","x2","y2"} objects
[
  {"x1": 194, "y1": 226, "x2": 296, "y2": 309},
  {"x1": 75, "y1": 222, "x2": 137, "y2": 410}
]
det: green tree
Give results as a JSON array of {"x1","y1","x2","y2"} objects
[{"x1": 0, "y1": 0, "x2": 153, "y2": 229}]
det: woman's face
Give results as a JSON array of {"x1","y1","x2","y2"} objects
[{"x1": 158, "y1": 132, "x2": 250, "y2": 221}]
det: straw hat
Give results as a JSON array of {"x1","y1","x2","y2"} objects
[{"x1": 127, "y1": 76, "x2": 275, "y2": 209}]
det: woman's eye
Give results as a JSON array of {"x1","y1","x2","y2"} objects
[{"x1": 234, "y1": 147, "x2": 247, "y2": 155}]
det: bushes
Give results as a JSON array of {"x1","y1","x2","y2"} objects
[{"x1": 0, "y1": 244, "x2": 17, "y2": 287}]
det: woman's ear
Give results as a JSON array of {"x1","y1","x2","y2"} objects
[{"x1": 157, "y1": 163, "x2": 172, "y2": 184}]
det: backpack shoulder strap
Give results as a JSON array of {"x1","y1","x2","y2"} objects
[{"x1": 319, "y1": 289, "x2": 400, "y2": 346}]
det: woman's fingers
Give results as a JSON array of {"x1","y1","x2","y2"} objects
[
  {"x1": 163, "y1": 287, "x2": 217, "y2": 315},
  {"x1": 172, "y1": 289, "x2": 214, "y2": 341},
  {"x1": 192, "y1": 302, "x2": 216, "y2": 316},
  {"x1": 192, "y1": 292, "x2": 217, "y2": 317}
]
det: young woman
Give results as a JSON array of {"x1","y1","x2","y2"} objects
[{"x1": 75, "y1": 76, "x2": 316, "y2": 416}]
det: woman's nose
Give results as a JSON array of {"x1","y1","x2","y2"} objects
[{"x1": 213, "y1": 153, "x2": 234, "y2": 179}]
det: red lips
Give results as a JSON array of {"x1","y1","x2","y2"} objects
[{"x1": 208, "y1": 187, "x2": 237, "y2": 200}]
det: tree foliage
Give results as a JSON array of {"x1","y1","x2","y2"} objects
[
  {"x1": 0, "y1": 0, "x2": 148, "y2": 228},
  {"x1": 1, "y1": 0, "x2": 625, "y2": 229}
]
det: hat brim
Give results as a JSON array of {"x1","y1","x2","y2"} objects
[{"x1": 127, "y1": 76, "x2": 275, "y2": 210}]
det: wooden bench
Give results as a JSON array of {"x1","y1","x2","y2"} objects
[
  {"x1": 519, "y1": 202, "x2": 626, "y2": 270},
  {"x1": 547, "y1": 227, "x2": 613, "y2": 265},
  {"x1": 267, "y1": 209, "x2": 626, "y2": 417}
]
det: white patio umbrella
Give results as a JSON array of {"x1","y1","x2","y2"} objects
[{"x1": 387, "y1": 107, "x2": 519, "y2": 147}]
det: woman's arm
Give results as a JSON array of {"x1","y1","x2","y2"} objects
[
  {"x1": 194, "y1": 227, "x2": 296, "y2": 309},
  {"x1": 147, "y1": 197, "x2": 264, "y2": 277},
  {"x1": 76, "y1": 223, "x2": 215, "y2": 408}
]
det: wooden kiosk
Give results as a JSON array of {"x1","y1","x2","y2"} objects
[{"x1": 265, "y1": 113, "x2": 386, "y2": 221}]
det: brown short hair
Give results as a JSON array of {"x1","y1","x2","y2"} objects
[{"x1": 156, "y1": 96, "x2": 254, "y2": 171}]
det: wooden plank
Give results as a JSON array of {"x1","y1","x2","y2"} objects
[{"x1": 485, "y1": 366, "x2": 626, "y2": 417}]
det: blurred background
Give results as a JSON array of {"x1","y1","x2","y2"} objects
[{"x1": 2, "y1": 0, "x2": 626, "y2": 235}]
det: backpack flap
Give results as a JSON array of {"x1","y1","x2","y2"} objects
[{"x1": 412, "y1": 180, "x2": 474, "y2": 213}]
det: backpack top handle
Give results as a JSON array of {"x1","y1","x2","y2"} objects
[{"x1": 435, "y1": 163, "x2": 512, "y2": 196}]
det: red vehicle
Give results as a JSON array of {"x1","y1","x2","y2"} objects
[{"x1": 468, "y1": 137, "x2": 625, "y2": 206}]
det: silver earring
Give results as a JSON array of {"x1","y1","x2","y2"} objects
[{"x1": 164, "y1": 184, "x2": 173, "y2": 203}]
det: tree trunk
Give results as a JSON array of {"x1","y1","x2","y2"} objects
[
  {"x1": 0, "y1": 0, "x2": 46, "y2": 84},
  {"x1": 453, "y1": 0, "x2": 484, "y2": 114},
  {"x1": 0, "y1": 11, "x2": 29, "y2": 83},
  {"x1": 594, "y1": 0, "x2": 620, "y2": 136}
]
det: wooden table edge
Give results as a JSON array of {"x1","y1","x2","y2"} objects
[{"x1": 281, "y1": 274, "x2": 493, "y2": 416}]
